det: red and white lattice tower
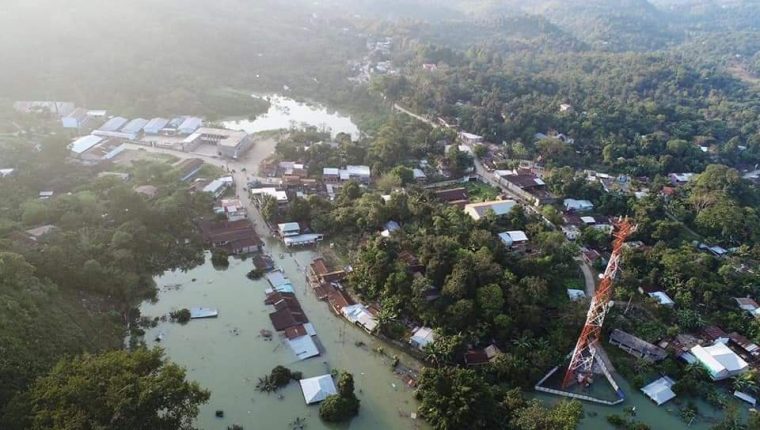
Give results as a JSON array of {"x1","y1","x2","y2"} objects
[{"x1": 562, "y1": 218, "x2": 636, "y2": 389}]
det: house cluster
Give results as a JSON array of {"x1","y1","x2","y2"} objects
[
  {"x1": 306, "y1": 258, "x2": 380, "y2": 333},
  {"x1": 253, "y1": 159, "x2": 372, "y2": 206},
  {"x1": 348, "y1": 36, "x2": 397, "y2": 83},
  {"x1": 611, "y1": 323, "x2": 760, "y2": 407},
  {"x1": 264, "y1": 270, "x2": 321, "y2": 361}
]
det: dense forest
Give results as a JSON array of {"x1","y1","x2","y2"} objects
[{"x1": 0, "y1": 132, "x2": 213, "y2": 427}]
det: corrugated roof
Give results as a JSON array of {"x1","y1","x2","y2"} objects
[
  {"x1": 121, "y1": 118, "x2": 149, "y2": 134},
  {"x1": 99, "y1": 117, "x2": 128, "y2": 132},
  {"x1": 70, "y1": 135, "x2": 104, "y2": 154}
]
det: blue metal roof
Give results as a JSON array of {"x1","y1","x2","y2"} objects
[
  {"x1": 98, "y1": 117, "x2": 128, "y2": 132},
  {"x1": 120, "y1": 118, "x2": 149, "y2": 134}
]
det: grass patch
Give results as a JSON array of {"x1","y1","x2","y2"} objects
[{"x1": 464, "y1": 181, "x2": 500, "y2": 202}]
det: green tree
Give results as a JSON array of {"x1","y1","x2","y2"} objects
[
  {"x1": 416, "y1": 367, "x2": 503, "y2": 430},
  {"x1": 319, "y1": 371, "x2": 359, "y2": 423},
  {"x1": 28, "y1": 348, "x2": 209, "y2": 430}
]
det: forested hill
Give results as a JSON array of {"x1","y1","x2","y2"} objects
[{"x1": 0, "y1": 0, "x2": 366, "y2": 118}]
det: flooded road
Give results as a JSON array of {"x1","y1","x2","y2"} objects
[
  {"x1": 224, "y1": 94, "x2": 361, "y2": 140},
  {"x1": 139, "y1": 243, "x2": 425, "y2": 430}
]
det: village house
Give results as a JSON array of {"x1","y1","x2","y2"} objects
[
  {"x1": 735, "y1": 297, "x2": 760, "y2": 318},
  {"x1": 434, "y1": 187, "x2": 469, "y2": 208},
  {"x1": 689, "y1": 342, "x2": 748, "y2": 381},
  {"x1": 341, "y1": 303, "x2": 378, "y2": 333},
  {"x1": 648, "y1": 291, "x2": 675, "y2": 307},
  {"x1": 278, "y1": 222, "x2": 301, "y2": 237},
  {"x1": 299, "y1": 375, "x2": 337, "y2": 405},
  {"x1": 459, "y1": 132, "x2": 483, "y2": 145},
  {"x1": 498, "y1": 230, "x2": 529, "y2": 249},
  {"x1": 214, "y1": 198, "x2": 247, "y2": 221},
  {"x1": 176, "y1": 158, "x2": 205, "y2": 182},
  {"x1": 202, "y1": 176, "x2": 234, "y2": 198},
  {"x1": 465, "y1": 344, "x2": 502, "y2": 366},
  {"x1": 564, "y1": 198, "x2": 594, "y2": 212},
  {"x1": 609, "y1": 329, "x2": 668, "y2": 362},
  {"x1": 497, "y1": 172, "x2": 556, "y2": 206},
  {"x1": 198, "y1": 219, "x2": 263, "y2": 255},
  {"x1": 464, "y1": 199, "x2": 517, "y2": 221},
  {"x1": 309, "y1": 258, "x2": 347, "y2": 284},
  {"x1": 641, "y1": 376, "x2": 677, "y2": 406},
  {"x1": 410, "y1": 326, "x2": 435, "y2": 350}
]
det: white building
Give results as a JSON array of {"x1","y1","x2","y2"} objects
[
  {"x1": 564, "y1": 198, "x2": 594, "y2": 212},
  {"x1": 202, "y1": 176, "x2": 234, "y2": 198},
  {"x1": 498, "y1": 230, "x2": 529, "y2": 248},
  {"x1": 464, "y1": 200, "x2": 517, "y2": 221},
  {"x1": 410, "y1": 327, "x2": 435, "y2": 350},
  {"x1": 69, "y1": 135, "x2": 104, "y2": 157},
  {"x1": 567, "y1": 289, "x2": 586, "y2": 301},
  {"x1": 648, "y1": 291, "x2": 675, "y2": 307},
  {"x1": 278, "y1": 222, "x2": 301, "y2": 237},
  {"x1": 250, "y1": 187, "x2": 289, "y2": 205},
  {"x1": 299, "y1": 375, "x2": 337, "y2": 404},
  {"x1": 641, "y1": 376, "x2": 676, "y2": 406},
  {"x1": 459, "y1": 132, "x2": 483, "y2": 145},
  {"x1": 690, "y1": 342, "x2": 748, "y2": 380},
  {"x1": 339, "y1": 165, "x2": 371, "y2": 184},
  {"x1": 341, "y1": 304, "x2": 378, "y2": 333}
]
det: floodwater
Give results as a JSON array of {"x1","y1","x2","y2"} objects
[
  {"x1": 223, "y1": 95, "x2": 361, "y2": 140},
  {"x1": 535, "y1": 368, "x2": 741, "y2": 429},
  {"x1": 138, "y1": 245, "x2": 425, "y2": 430}
]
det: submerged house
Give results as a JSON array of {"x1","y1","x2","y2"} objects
[
  {"x1": 299, "y1": 375, "x2": 337, "y2": 404},
  {"x1": 609, "y1": 329, "x2": 667, "y2": 362},
  {"x1": 641, "y1": 376, "x2": 676, "y2": 406}
]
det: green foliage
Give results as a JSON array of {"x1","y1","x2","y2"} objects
[
  {"x1": 26, "y1": 348, "x2": 209, "y2": 430},
  {"x1": 170, "y1": 308, "x2": 192, "y2": 324},
  {"x1": 416, "y1": 367, "x2": 503, "y2": 429},
  {"x1": 319, "y1": 371, "x2": 359, "y2": 423}
]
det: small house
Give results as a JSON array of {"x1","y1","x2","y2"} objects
[
  {"x1": 641, "y1": 377, "x2": 676, "y2": 406},
  {"x1": 299, "y1": 375, "x2": 337, "y2": 405},
  {"x1": 564, "y1": 198, "x2": 594, "y2": 212},
  {"x1": 609, "y1": 329, "x2": 667, "y2": 362},
  {"x1": 278, "y1": 222, "x2": 301, "y2": 237},
  {"x1": 648, "y1": 291, "x2": 675, "y2": 307},
  {"x1": 498, "y1": 230, "x2": 528, "y2": 248},
  {"x1": 410, "y1": 327, "x2": 435, "y2": 350}
]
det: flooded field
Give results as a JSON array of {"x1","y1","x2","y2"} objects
[
  {"x1": 137, "y1": 244, "x2": 425, "y2": 430},
  {"x1": 223, "y1": 95, "x2": 361, "y2": 140}
]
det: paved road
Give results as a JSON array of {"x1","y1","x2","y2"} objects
[
  {"x1": 576, "y1": 257, "x2": 597, "y2": 297},
  {"x1": 393, "y1": 103, "x2": 437, "y2": 127}
]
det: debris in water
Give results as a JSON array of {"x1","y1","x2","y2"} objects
[{"x1": 215, "y1": 410, "x2": 224, "y2": 418}]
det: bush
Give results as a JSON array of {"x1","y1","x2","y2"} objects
[
  {"x1": 319, "y1": 394, "x2": 360, "y2": 422},
  {"x1": 170, "y1": 308, "x2": 191, "y2": 324},
  {"x1": 319, "y1": 371, "x2": 360, "y2": 422},
  {"x1": 211, "y1": 250, "x2": 229, "y2": 268},
  {"x1": 270, "y1": 365, "x2": 292, "y2": 387},
  {"x1": 246, "y1": 268, "x2": 265, "y2": 280}
]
